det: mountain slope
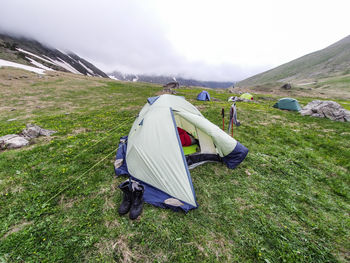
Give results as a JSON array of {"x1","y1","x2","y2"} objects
[
  {"x1": 0, "y1": 33, "x2": 108, "y2": 77},
  {"x1": 239, "y1": 35, "x2": 350, "y2": 86}
]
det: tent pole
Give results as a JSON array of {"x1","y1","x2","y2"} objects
[{"x1": 221, "y1": 108, "x2": 225, "y2": 130}]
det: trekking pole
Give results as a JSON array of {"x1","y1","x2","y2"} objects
[
  {"x1": 231, "y1": 117, "x2": 234, "y2": 137},
  {"x1": 230, "y1": 106, "x2": 234, "y2": 137},
  {"x1": 221, "y1": 108, "x2": 225, "y2": 130}
]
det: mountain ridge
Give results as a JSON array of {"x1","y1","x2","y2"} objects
[
  {"x1": 109, "y1": 71, "x2": 234, "y2": 89},
  {"x1": 238, "y1": 35, "x2": 350, "y2": 87},
  {"x1": 0, "y1": 33, "x2": 109, "y2": 77}
]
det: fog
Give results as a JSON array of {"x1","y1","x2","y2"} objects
[{"x1": 1, "y1": 0, "x2": 349, "y2": 81}]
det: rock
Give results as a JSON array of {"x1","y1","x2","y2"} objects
[
  {"x1": 39, "y1": 128, "x2": 57, "y2": 136},
  {"x1": 21, "y1": 124, "x2": 41, "y2": 139},
  {"x1": 162, "y1": 87, "x2": 177, "y2": 94},
  {"x1": 0, "y1": 134, "x2": 18, "y2": 144},
  {"x1": 300, "y1": 100, "x2": 350, "y2": 121},
  {"x1": 7, "y1": 118, "x2": 18, "y2": 122},
  {"x1": 0, "y1": 134, "x2": 29, "y2": 149},
  {"x1": 281, "y1": 83, "x2": 292, "y2": 90},
  {"x1": 227, "y1": 87, "x2": 235, "y2": 93},
  {"x1": 0, "y1": 125, "x2": 56, "y2": 151},
  {"x1": 21, "y1": 124, "x2": 57, "y2": 138},
  {"x1": 163, "y1": 81, "x2": 179, "y2": 89}
]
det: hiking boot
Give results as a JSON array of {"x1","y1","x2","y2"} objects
[
  {"x1": 129, "y1": 184, "x2": 144, "y2": 220},
  {"x1": 118, "y1": 181, "x2": 132, "y2": 215}
]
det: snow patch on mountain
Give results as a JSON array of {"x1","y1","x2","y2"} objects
[
  {"x1": 1, "y1": 33, "x2": 109, "y2": 78},
  {"x1": 26, "y1": 57, "x2": 53, "y2": 71},
  {"x1": 78, "y1": 60, "x2": 94, "y2": 75},
  {"x1": 109, "y1": 75, "x2": 119, "y2": 80},
  {"x1": 0, "y1": 58, "x2": 45, "y2": 74},
  {"x1": 17, "y1": 48, "x2": 54, "y2": 65}
]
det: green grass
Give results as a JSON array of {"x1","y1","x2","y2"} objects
[{"x1": 0, "y1": 71, "x2": 349, "y2": 262}]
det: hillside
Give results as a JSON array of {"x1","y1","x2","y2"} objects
[
  {"x1": 0, "y1": 33, "x2": 109, "y2": 77},
  {"x1": 238, "y1": 35, "x2": 350, "y2": 92},
  {"x1": 0, "y1": 66, "x2": 349, "y2": 262}
]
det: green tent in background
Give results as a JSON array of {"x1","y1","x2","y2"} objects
[{"x1": 273, "y1": 98, "x2": 301, "y2": 111}]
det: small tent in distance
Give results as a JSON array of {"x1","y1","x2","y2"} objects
[
  {"x1": 197, "y1": 90, "x2": 210, "y2": 101},
  {"x1": 240, "y1": 93, "x2": 253, "y2": 101},
  {"x1": 273, "y1": 98, "x2": 301, "y2": 111}
]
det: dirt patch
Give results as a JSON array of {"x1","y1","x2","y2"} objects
[
  {"x1": 259, "y1": 122, "x2": 270, "y2": 126},
  {"x1": 271, "y1": 115, "x2": 282, "y2": 119},
  {"x1": 112, "y1": 234, "x2": 139, "y2": 263},
  {"x1": 159, "y1": 211, "x2": 169, "y2": 220},
  {"x1": 94, "y1": 238, "x2": 117, "y2": 260},
  {"x1": 104, "y1": 219, "x2": 120, "y2": 229},
  {"x1": 119, "y1": 105, "x2": 141, "y2": 111},
  {"x1": 184, "y1": 241, "x2": 209, "y2": 257},
  {"x1": 196, "y1": 105, "x2": 208, "y2": 110},
  {"x1": 103, "y1": 196, "x2": 116, "y2": 212},
  {"x1": 71, "y1": 128, "x2": 90, "y2": 135},
  {"x1": 206, "y1": 234, "x2": 232, "y2": 261},
  {"x1": 2, "y1": 220, "x2": 33, "y2": 240},
  {"x1": 59, "y1": 195, "x2": 78, "y2": 209},
  {"x1": 230, "y1": 179, "x2": 239, "y2": 185}
]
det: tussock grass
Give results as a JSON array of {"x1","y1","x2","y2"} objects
[{"x1": 0, "y1": 68, "x2": 349, "y2": 262}]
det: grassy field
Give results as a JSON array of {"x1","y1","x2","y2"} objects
[
  {"x1": 235, "y1": 72, "x2": 350, "y2": 101},
  {"x1": 0, "y1": 68, "x2": 349, "y2": 262}
]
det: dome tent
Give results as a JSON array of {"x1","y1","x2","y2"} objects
[
  {"x1": 273, "y1": 98, "x2": 301, "y2": 111},
  {"x1": 240, "y1": 93, "x2": 253, "y2": 100},
  {"x1": 197, "y1": 90, "x2": 211, "y2": 101},
  {"x1": 115, "y1": 95, "x2": 248, "y2": 212}
]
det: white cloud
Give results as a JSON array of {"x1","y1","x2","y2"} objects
[{"x1": 1, "y1": 0, "x2": 349, "y2": 81}]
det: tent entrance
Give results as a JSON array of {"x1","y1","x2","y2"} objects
[
  {"x1": 173, "y1": 112, "x2": 217, "y2": 155},
  {"x1": 173, "y1": 112, "x2": 221, "y2": 168}
]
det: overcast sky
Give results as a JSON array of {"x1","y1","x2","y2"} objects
[{"x1": 1, "y1": 0, "x2": 350, "y2": 81}]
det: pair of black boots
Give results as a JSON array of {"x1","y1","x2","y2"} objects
[{"x1": 118, "y1": 180, "x2": 144, "y2": 220}]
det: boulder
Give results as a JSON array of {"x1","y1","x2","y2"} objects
[
  {"x1": 281, "y1": 83, "x2": 292, "y2": 90},
  {"x1": 21, "y1": 124, "x2": 41, "y2": 139},
  {"x1": 21, "y1": 124, "x2": 57, "y2": 138},
  {"x1": 163, "y1": 81, "x2": 179, "y2": 89},
  {"x1": 0, "y1": 134, "x2": 29, "y2": 149},
  {"x1": 300, "y1": 100, "x2": 350, "y2": 122},
  {"x1": 0, "y1": 124, "x2": 56, "y2": 150},
  {"x1": 227, "y1": 87, "x2": 235, "y2": 93}
]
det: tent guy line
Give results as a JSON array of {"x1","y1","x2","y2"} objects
[
  {"x1": 33, "y1": 116, "x2": 134, "y2": 179},
  {"x1": 40, "y1": 117, "x2": 135, "y2": 208},
  {"x1": 42, "y1": 147, "x2": 117, "y2": 208}
]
